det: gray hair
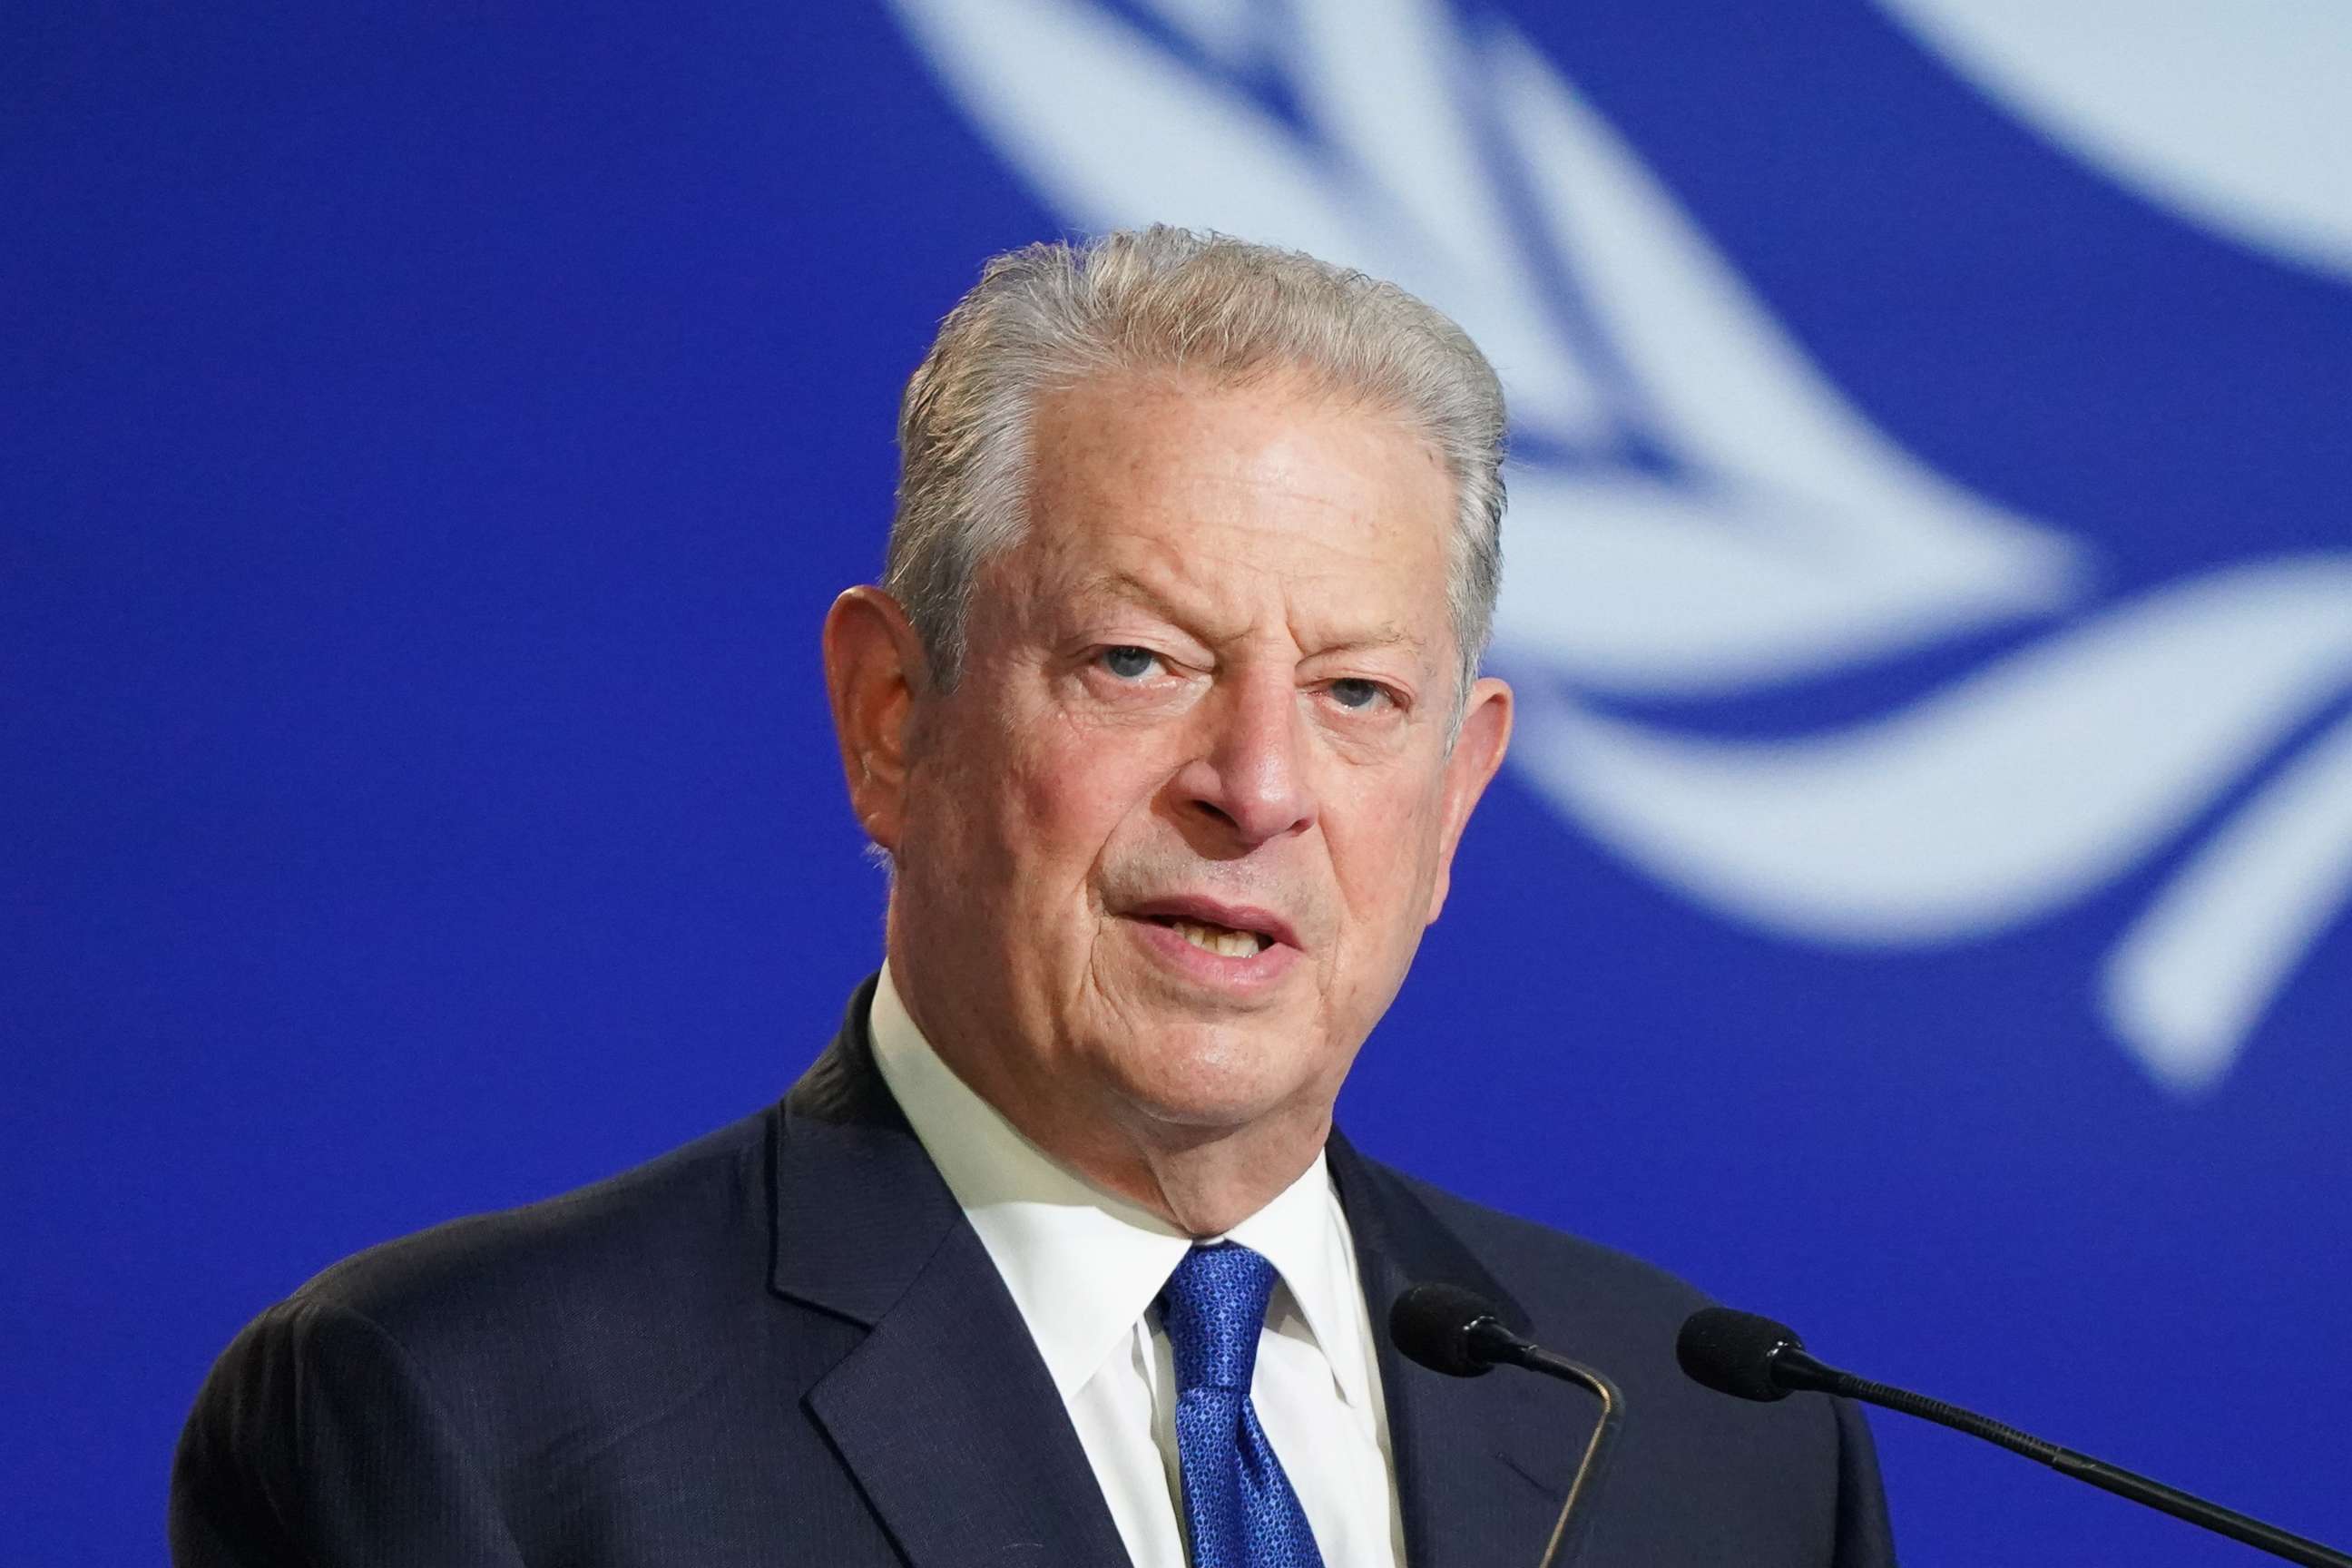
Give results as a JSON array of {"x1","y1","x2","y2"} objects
[{"x1": 882, "y1": 225, "x2": 1506, "y2": 720}]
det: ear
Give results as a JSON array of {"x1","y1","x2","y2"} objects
[
  {"x1": 822, "y1": 586, "x2": 927, "y2": 854},
  {"x1": 1424, "y1": 674, "x2": 1514, "y2": 925}
]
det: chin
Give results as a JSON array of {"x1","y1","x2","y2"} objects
[{"x1": 1102, "y1": 1024, "x2": 1328, "y2": 1133}]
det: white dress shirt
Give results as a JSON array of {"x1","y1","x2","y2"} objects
[{"x1": 867, "y1": 966, "x2": 1406, "y2": 1568}]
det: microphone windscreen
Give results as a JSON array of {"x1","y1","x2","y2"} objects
[
  {"x1": 1677, "y1": 1307, "x2": 1804, "y2": 1402},
  {"x1": 1389, "y1": 1282, "x2": 1503, "y2": 1377}
]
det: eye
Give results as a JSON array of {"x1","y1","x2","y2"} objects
[
  {"x1": 1099, "y1": 645, "x2": 1160, "y2": 680},
  {"x1": 1328, "y1": 677, "x2": 1390, "y2": 711}
]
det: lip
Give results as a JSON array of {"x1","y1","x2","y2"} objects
[
  {"x1": 1120, "y1": 895, "x2": 1301, "y2": 953},
  {"x1": 1117, "y1": 895, "x2": 1305, "y2": 995}
]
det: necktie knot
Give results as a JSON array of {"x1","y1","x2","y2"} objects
[{"x1": 1161, "y1": 1242, "x2": 1279, "y2": 1394}]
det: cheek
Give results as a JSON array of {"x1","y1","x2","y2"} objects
[
  {"x1": 1333, "y1": 786, "x2": 1449, "y2": 953},
  {"x1": 991, "y1": 714, "x2": 1162, "y2": 897},
  {"x1": 1049, "y1": 690, "x2": 1195, "y2": 797},
  {"x1": 906, "y1": 711, "x2": 1034, "y2": 892}
]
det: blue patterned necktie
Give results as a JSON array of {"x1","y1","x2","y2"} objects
[{"x1": 1157, "y1": 1243, "x2": 1327, "y2": 1568}]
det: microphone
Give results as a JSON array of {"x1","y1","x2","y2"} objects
[
  {"x1": 1677, "y1": 1307, "x2": 2352, "y2": 1568},
  {"x1": 1391, "y1": 1283, "x2": 1625, "y2": 1568}
]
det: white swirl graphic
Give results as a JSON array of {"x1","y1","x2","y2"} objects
[
  {"x1": 1507, "y1": 558, "x2": 2352, "y2": 940},
  {"x1": 1877, "y1": 0, "x2": 2352, "y2": 281}
]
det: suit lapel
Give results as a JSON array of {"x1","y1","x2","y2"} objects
[
  {"x1": 770, "y1": 984, "x2": 1131, "y2": 1568},
  {"x1": 1331, "y1": 1133, "x2": 1586, "y2": 1568},
  {"x1": 769, "y1": 983, "x2": 1585, "y2": 1567},
  {"x1": 801, "y1": 1224, "x2": 1133, "y2": 1568}
]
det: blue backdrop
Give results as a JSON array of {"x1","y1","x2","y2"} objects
[{"x1": 8, "y1": 4, "x2": 2348, "y2": 1563}]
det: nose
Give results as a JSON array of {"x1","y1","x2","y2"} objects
[{"x1": 1172, "y1": 667, "x2": 1318, "y2": 848}]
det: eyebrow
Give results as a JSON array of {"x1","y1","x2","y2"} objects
[
  {"x1": 1069, "y1": 570, "x2": 1195, "y2": 626},
  {"x1": 1068, "y1": 571, "x2": 1430, "y2": 660}
]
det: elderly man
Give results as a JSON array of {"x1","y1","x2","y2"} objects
[{"x1": 172, "y1": 230, "x2": 1894, "y2": 1567}]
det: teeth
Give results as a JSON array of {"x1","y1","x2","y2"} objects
[{"x1": 1171, "y1": 919, "x2": 1263, "y2": 958}]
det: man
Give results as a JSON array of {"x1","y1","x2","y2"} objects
[{"x1": 172, "y1": 228, "x2": 1895, "y2": 1566}]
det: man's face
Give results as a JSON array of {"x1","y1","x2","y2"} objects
[{"x1": 874, "y1": 369, "x2": 1511, "y2": 1151}]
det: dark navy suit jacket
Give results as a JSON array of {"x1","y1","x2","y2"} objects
[{"x1": 172, "y1": 980, "x2": 1896, "y2": 1565}]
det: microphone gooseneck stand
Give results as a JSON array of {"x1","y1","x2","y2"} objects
[
  {"x1": 1679, "y1": 1307, "x2": 2352, "y2": 1568},
  {"x1": 1471, "y1": 1320, "x2": 1626, "y2": 1568},
  {"x1": 1391, "y1": 1283, "x2": 1626, "y2": 1568}
]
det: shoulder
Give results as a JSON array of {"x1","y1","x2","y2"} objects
[
  {"x1": 228, "y1": 1105, "x2": 789, "y2": 1445},
  {"x1": 1338, "y1": 1146, "x2": 1711, "y2": 1347},
  {"x1": 172, "y1": 1108, "x2": 809, "y2": 1563},
  {"x1": 307, "y1": 1107, "x2": 777, "y2": 1326},
  {"x1": 1383, "y1": 1165, "x2": 1713, "y2": 1328}
]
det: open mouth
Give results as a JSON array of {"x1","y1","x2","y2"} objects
[{"x1": 1143, "y1": 914, "x2": 1276, "y2": 958}]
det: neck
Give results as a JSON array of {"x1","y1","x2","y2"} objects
[
  {"x1": 1074, "y1": 1100, "x2": 1333, "y2": 1237},
  {"x1": 882, "y1": 962, "x2": 1330, "y2": 1237},
  {"x1": 947, "y1": 1043, "x2": 1331, "y2": 1237}
]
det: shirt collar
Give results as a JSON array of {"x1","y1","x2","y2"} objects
[{"x1": 867, "y1": 964, "x2": 1372, "y2": 1413}]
